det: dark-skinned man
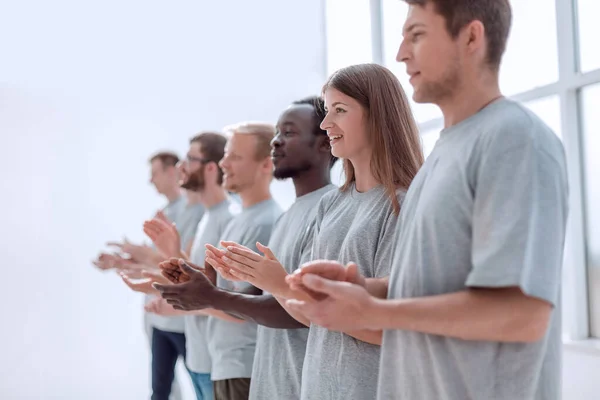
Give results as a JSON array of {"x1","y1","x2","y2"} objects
[{"x1": 155, "y1": 97, "x2": 336, "y2": 400}]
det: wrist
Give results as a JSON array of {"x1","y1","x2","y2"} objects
[
  {"x1": 367, "y1": 297, "x2": 389, "y2": 330},
  {"x1": 270, "y1": 276, "x2": 293, "y2": 299},
  {"x1": 209, "y1": 287, "x2": 233, "y2": 312}
]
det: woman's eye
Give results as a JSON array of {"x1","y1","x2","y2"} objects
[{"x1": 336, "y1": 107, "x2": 346, "y2": 113}]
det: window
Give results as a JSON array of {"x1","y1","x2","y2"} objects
[
  {"x1": 576, "y1": 0, "x2": 600, "y2": 72},
  {"x1": 523, "y1": 96, "x2": 562, "y2": 140},
  {"x1": 500, "y1": 0, "x2": 559, "y2": 96},
  {"x1": 420, "y1": 126, "x2": 442, "y2": 159},
  {"x1": 580, "y1": 83, "x2": 600, "y2": 337},
  {"x1": 325, "y1": 0, "x2": 372, "y2": 75},
  {"x1": 327, "y1": 0, "x2": 600, "y2": 338},
  {"x1": 381, "y1": 0, "x2": 442, "y2": 123}
]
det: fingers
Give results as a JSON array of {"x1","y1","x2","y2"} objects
[
  {"x1": 178, "y1": 259, "x2": 202, "y2": 276},
  {"x1": 220, "y1": 241, "x2": 250, "y2": 251},
  {"x1": 215, "y1": 265, "x2": 243, "y2": 282},
  {"x1": 153, "y1": 282, "x2": 179, "y2": 296},
  {"x1": 161, "y1": 269, "x2": 180, "y2": 284},
  {"x1": 285, "y1": 299, "x2": 319, "y2": 318},
  {"x1": 205, "y1": 244, "x2": 226, "y2": 258},
  {"x1": 345, "y1": 262, "x2": 366, "y2": 287},
  {"x1": 256, "y1": 242, "x2": 276, "y2": 260},
  {"x1": 225, "y1": 246, "x2": 262, "y2": 263},
  {"x1": 301, "y1": 274, "x2": 354, "y2": 299},
  {"x1": 106, "y1": 241, "x2": 123, "y2": 249},
  {"x1": 155, "y1": 210, "x2": 170, "y2": 223},
  {"x1": 220, "y1": 258, "x2": 254, "y2": 279},
  {"x1": 228, "y1": 268, "x2": 252, "y2": 282},
  {"x1": 205, "y1": 253, "x2": 228, "y2": 270},
  {"x1": 222, "y1": 252, "x2": 255, "y2": 270}
]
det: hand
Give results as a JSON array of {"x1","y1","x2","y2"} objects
[
  {"x1": 213, "y1": 241, "x2": 289, "y2": 297},
  {"x1": 107, "y1": 238, "x2": 158, "y2": 265},
  {"x1": 154, "y1": 260, "x2": 222, "y2": 311},
  {"x1": 144, "y1": 214, "x2": 181, "y2": 259},
  {"x1": 120, "y1": 270, "x2": 170, "y2": 295},
  {"x1": 145, "y1": 297, "x2": 186, "y2": 316},
  {"x1": 285, "y1": 274, "x2": 377, "y2": 331},
  {"x1": 92, "y1": 252, "x2": 119, "y2": 271},
  {"x1": 159, "y1": 258, "x2": 197, "y2": 284},
  {"x1": 285, "y1": 260, "x2": 366, "y2": 301}
]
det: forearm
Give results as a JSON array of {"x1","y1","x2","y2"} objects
[
  {"x1": 345, "y1": 330, "x2": 382, "y2": 345},
  {"x1": 214, "y1": 292, "x2": 306, "y2": 329},
  {"x1": 371, "y1": 288, "x2": 552, "y2": 342}
]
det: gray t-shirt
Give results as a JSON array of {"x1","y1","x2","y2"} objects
[
  {"x1": 249, "y1": 184, "x2": 337, "y2": 400},
  {"x1": 301, "y1": 185, "x2": 405, "y2": 400},
  {"x1": 185, "y1": 199, "x2": 238, "y2": 374},
  {"x1": 379, "y1": 99, "x2": 568, "y2": 400},
  {"x1": 206, "y1": 198, "x2": 283, "y2": 381},
  {"x1": 146, "y1": 194, "x2": 192, "y2": 333}
]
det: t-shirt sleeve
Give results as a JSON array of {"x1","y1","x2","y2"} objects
[{"x1": 466, "y1": 136, "x2": 568, "y2": 306}]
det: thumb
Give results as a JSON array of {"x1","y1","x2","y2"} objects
[
  {"x1": 301, "y1": 274, "x2": 345, "y2": 299},
  {"x1": 257, "y1": 242, "x2": 275, "y2": 260},
  {"x1": 178, "y1": 259, "x2": 200, "y2": 276},
  {"x1": 345, "y1": 262, "x2": 359, "y2": 283}
]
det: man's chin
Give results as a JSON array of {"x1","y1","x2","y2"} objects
[{"x1": 273, "y1": 168, "x2": 297, "y2": 180}]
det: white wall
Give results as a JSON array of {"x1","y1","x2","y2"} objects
[{"x1": 0, "y1": 0, "x2": 326, "y2": 398}]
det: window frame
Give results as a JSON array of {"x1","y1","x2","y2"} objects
[{"x1": 325, "y1": 0, "x2": 600, "y2": 340}]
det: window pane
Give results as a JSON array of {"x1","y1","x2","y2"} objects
[
  {"x1": 581, "y1": 83, "x2": 600, "y2": 337},
  {"x1": 325, "y1": 0, "x2": 372, "y2": 75},
  {"x1": 523, "y1": 95, "x2": 562, "y2": 140},
  {"x1": 577, "y1": 0, "x2": 600, "y2": 72},
  {"x1": 500, "y1": 0, "x2": 559, "y2": 95},
  {"x1": 381, "y1": 0, "x2": 442, "y2": 123},
  {"x1": 420, "y1": 125, "x2": 442, "y2": 159}
]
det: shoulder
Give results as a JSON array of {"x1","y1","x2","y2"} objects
[
  {"x1": 317, "y1": 187, "x2": 344, "y2": 211},
  {"x1": 476, "y1": 99, "x2": 564, "y2": 164}
]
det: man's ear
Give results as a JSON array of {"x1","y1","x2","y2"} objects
[{"x1": 262, "y1": 156, "x2": 274, "y2": 173}]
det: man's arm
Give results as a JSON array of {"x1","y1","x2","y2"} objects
[
  {"x1": 371, "y1": 287, "x2": 551, "y2": 343},
  {"x1": 214, "y1": 291, "x2": 307, "y2": 329}
]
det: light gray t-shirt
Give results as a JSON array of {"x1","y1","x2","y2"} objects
[
  {"x1": 379, "y1": 99, "x2": 568, "y2": 400},
  {"x1": 185, "y1": 199, "x2": 238, "y2": 374},
  {"x1": 145, "y1": 194, "x2": 191, "y2": 333},
  {"x1": 249, "y1": 184, "x2": 337, "y2": 400},
  {"x1": 150, "y1": 201, "x2": 205, "y2": 333},
  {"x1": 206, "y1": 198, "x2": 283, "y2": 381},
  {"x1": 301, "y1": 185, "x2": 405, "y2": 400}
]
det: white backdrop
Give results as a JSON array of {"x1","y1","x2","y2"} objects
[{"x1": 0, "y1": 0, "x2": 328, "y2": 398}]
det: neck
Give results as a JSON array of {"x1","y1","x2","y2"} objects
[
  {"x1": 164, "y1": 186, "x2": 182, "y2": 203},
  {"x1": 290, "y1": 166, "x2": 332, "y2": 198},
  {"x1": 438, "y1": 71, "x2": 502, "y2": 128},
  {"x1": 185, "y1": 190, "x2": 203, "y2": 205},
  {"x1": 238, "y1": 183, "x2": 272, "y2": 208},
  {"x1": 350, "y1": 155, "x2": 379, "y2": 193},
  {"x1": 198, "y1": 185, "x2": 228, "y2": 208}
]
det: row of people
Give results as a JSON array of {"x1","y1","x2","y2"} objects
[{"x1": 95, "y1": 1, "x2": 568, "y2": 399}]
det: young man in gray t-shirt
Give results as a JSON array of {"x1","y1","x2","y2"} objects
[
  {"x1": 285, "y1": 2, "x2": 568, "y2": 400},
  {"x1": 156, "y1": 122, "x2": 282, "y2": 400}
]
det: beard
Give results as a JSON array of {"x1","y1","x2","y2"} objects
[
  {"x1": 413, "y1": 57, "x2": 462, "y2": 104},
  {"x1": 273, "y1": 161, "x2": 312, "y2": 180},
  {"x1": 180, "y1": 168, "x2": 205, "y2": 192}
]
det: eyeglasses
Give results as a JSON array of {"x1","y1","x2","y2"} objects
[{"x1": 185, "y1": 155, "x2": 211, "y2": 164}]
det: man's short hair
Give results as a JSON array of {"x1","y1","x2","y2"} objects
[
  {"x1": 223, "y1": 122, "x2": 276, "y2": 160},
  {"x1": 190, "y1": 132, "x2": 228, "y2": 184},
  {"x1": 149, "y1": 151, "x2": 179, "y2": 168},
  {"x1": 403, "y1": 0, "x2": 512, "y2": 69}
]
